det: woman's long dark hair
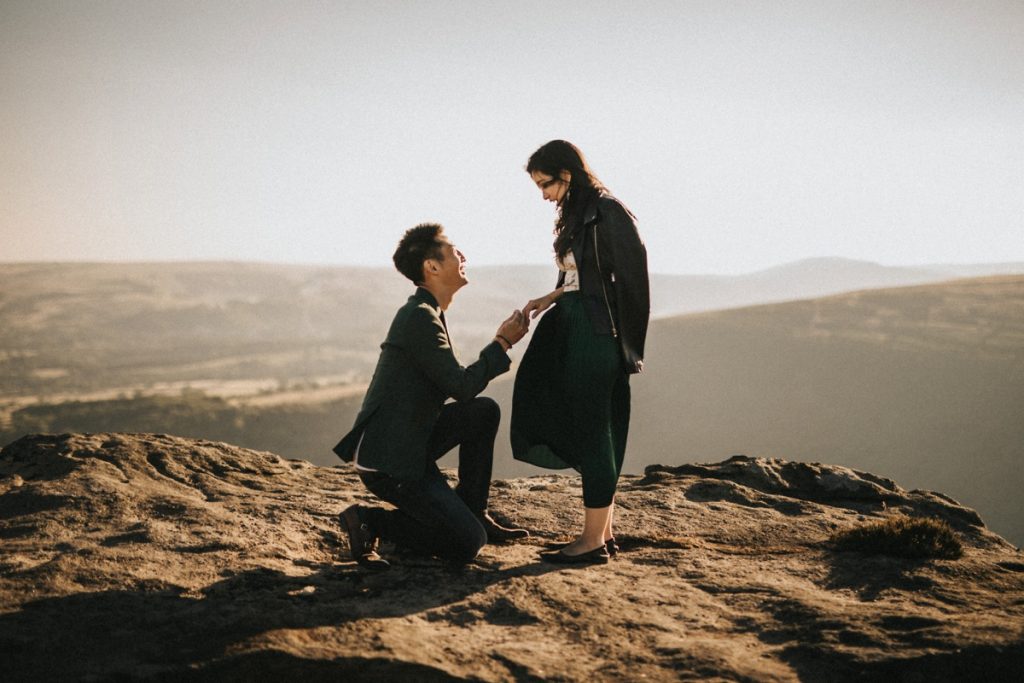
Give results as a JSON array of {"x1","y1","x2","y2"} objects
[{"x1": 526, "y1": 140, "x2": 606, "y2": 260}]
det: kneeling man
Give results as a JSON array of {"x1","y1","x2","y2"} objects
[{"x1": 334, "y1": 223, "x2": 529, "y2": 569}]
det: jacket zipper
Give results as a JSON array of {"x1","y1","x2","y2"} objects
[{"x1": 592, "y1": 225, "x2": 618, "y2": 338}]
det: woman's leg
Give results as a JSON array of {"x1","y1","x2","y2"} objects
[
  {"x1": 560, "y1": 335, "x2": 623, "y2": 555},
  {"x1": 602, "y1": 373, "x2": 629, "y2": 546},
  {"x1": 561, "y1": 428, "x2": 618, "y2": 555},
  {"x1": 555, "y1": 299, "x2": 629, "y2": 557},
  {"x1": 560, "y1": 504, "x2": 613, "y2": 555}
]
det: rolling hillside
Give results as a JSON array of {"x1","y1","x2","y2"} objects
[
  {"x1": 3, "y1": 259, "x2": 1020, "y2": 401},
  {"x1": 2, "y1": 264, "x2": 1022, "y2": 544},
  {"x1": 486, "y1": 275, "x2": 1024, "y2": 544}
]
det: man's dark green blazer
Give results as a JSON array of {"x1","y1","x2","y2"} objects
[{"x1": 333, "y1": 287, "x2": 511, "y2": 480}]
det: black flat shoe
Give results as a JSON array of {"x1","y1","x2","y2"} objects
[
  {"x1": 338, "y1": 504, "x2": 390, "y2": 571},
  {"x1": 540, "y1": 545, "x2": 610, "y2": 565},
  {"x1": 546, "y1": 538, "x2": 619, "y2": 557}
]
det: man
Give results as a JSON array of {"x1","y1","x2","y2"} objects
[{"x1": 334, "y1": 223, "x2": 529, "y2": 569}]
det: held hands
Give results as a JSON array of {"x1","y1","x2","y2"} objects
[
  {"x1": 522, "y1": 293, "x2": 555, "y2": 320},
  {"x1": 495, "y1": 290, "x2": 561, "y2": 350},
  {"x1": 495, "y1": 310, "x2": 528, "y2": 350}
]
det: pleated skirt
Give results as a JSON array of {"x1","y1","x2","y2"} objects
[{"x1": 510, "y1": 291, "x2": 630, "y2": 479}]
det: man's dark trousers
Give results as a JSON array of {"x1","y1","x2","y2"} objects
[{"x1": 358, "y1": 397, "x2": 499, "y2": 563}]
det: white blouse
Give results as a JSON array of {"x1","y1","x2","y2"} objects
[{"x1": 557, "y1": 252, "x2": 580, "y2": 292}]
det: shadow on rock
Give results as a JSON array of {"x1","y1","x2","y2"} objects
[
  {"x1": 778, "y1": 640, "x2": 1024, "y2": 683},
  {"x1": 1, "y1": 560, "x2": 563, "y2": 680},
  {"x1": 155, "y1": 651, "x2": 477, "y2": 682},
  {"x1": 824, "y1": 550, "x2": 938, "y2": 601}
]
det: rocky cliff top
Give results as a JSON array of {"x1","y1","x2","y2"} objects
[{"x1": 1, "y1": 433, "x2": 1022, "y2": 681}]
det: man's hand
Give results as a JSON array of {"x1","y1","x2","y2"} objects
[{"x1": 495, "y1": 310, "x2": 527, "y2": 350}]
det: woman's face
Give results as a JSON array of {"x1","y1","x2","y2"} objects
[{"x1": 530, "y1": 170, "x2": 571, "y2": 205}]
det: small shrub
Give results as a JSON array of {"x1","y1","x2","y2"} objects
[{"x1": 831, "y1": 515, "x2": 963, "y2": 559}]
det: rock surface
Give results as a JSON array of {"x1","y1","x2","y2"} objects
[{"x1": 1, "y1": 433, "x2": 1023, "y2": 681}]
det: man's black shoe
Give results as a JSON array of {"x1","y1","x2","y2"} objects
[
  {"x1": 477, "y1": 512, "x2": 530, "y2": 543},
  {"x1": 338, "y1": 504, "x2": 390, "y2": 571}
]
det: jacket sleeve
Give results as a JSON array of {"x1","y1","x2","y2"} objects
[
  {"x1": 597, "y1": 197, "x2": 650, "y2": 371},
  {"x1": 402, "y1": 305, "x2": 511, "y2": 401}
]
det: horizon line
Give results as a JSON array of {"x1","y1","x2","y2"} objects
[{"x1": 3, "y1": 256, "x2": 1024, "y2": 278}]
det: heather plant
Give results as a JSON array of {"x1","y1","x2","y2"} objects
[{"x1": 831, "y1": 515, "x2": 963, "y2": 559}]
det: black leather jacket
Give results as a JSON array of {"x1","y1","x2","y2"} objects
[{"x1": 557, "y1": 192, "x2": 650, "y2": 374}]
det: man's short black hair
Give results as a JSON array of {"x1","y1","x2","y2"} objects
[{"x1": 393, "y1": 223, "x2": 446, "y2": 284}]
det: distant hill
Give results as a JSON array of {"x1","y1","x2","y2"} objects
[
  {"x1": 483, "y1": 275, "x2": 1024, "y2": 546},
  {"x1": 2, "y1": 264, "x2": 1023, "y2": 545},
  {"x1": 930, "y1": 262, "x2": 1024, "y2": 278},
  {"x1": 3, "y1": 259, "x2": 1020, "y2": 400},
  {"x1": 0, "y1": 262, "x2": 409, "y2": 398}
]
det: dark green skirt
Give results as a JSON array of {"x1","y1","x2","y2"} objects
[{"x1": 511, "y1": 292, "x2": 630, "y2": 505}]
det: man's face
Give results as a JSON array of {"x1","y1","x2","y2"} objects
[{"x1": 430, "y1": 236, "x2": 468, "y2": 289}]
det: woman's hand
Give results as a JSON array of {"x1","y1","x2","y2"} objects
[
  {"x1": 522, "y1": 289, "x2": 561, "y2": 320},
  {"x1": 524, "y1": 294, "x2": 557, "y2": 321}
]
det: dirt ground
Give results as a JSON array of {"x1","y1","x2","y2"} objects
[{"x1": 2, "y1": 433, "x2": 1023, "y2": 681}]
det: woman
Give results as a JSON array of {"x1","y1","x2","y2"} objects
[{"x1": 512, "y1": 140, "x2": 650, "y2": 565}]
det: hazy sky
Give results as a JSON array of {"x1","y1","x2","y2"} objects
[{"x1": 2, "y1": 1, "x2": 1022, "y2": 274}]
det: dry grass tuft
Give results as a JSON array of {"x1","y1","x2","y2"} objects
[{"x1": 831, "y1": 515, "x2": 963, "y2": 559}]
